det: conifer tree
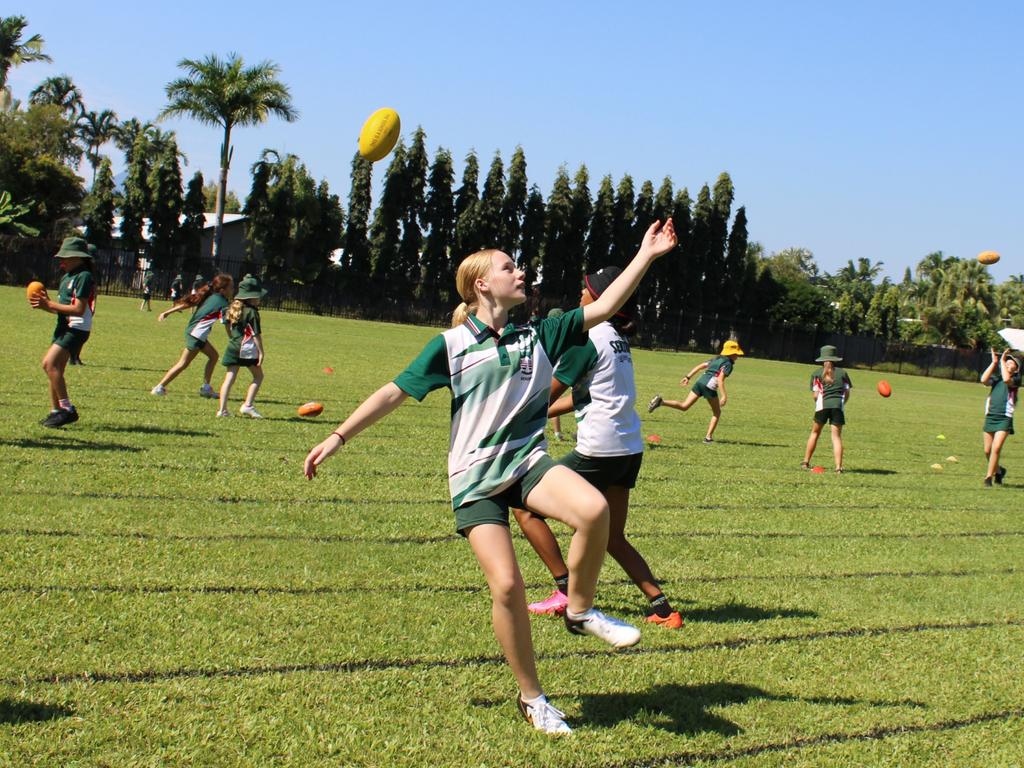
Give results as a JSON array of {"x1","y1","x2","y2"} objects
[
  {"x1": 631, "y1": 180, "x2": 656, "y2": 313},
  {"x1": 302, "y1": 180, "x2": 344, "y2": 284},
  {"x1": 82, "y1": 157, "x2": 115, "y2": 248},
  {"x1": 453, "y1": 150, "x2": 481, "y2": 258},
  {"x1": 689, "y1": 184, "x2": 713, "y2": 317},
  {"x1": 540, "y1": 166, "x2": 573, "y2": 305},
  {"x1": 584, "y1": 174, "x2": 615, "y2": 274},
  {"x1": 519, "y1": 185, "x2": 546, "y2": 292},
  {"x1": 705, "y1": 172, "x2": 735, "y2": 312},
  {"x1": 343, "y1": 152, "x2": 373, "y2": 295},
  {"x1": 722, "y1": 205, "x2": 748, "y2": 317},
  {"x1": 477, "y1": 151, "x2": 505, "y2": 248},
  {"x1": 500, "y1": 146, "x2": 527, "y2": 255},
  {"x1": 147, "y1": 140, "x2": 184, "y2": 268},
  {"x1": 421, "y1": 147, "x2": 456, "y2": 302},
  {"x1": 611, "y1": 174, "x2": 635, "y2": 268},
  {"x1": 645, "y1": 176, "x2": 675, "y2": 318},
  {"x1": 397, "y1": 128, "x2": 428, "y2": 294},
  {"x1": 369, "y1": 141, "x2": 407, "y2": 292},
  {"x1": 563, "y1": 165, "x2": 591, "y2": 300}
]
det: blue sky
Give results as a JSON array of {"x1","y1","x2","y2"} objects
[{"x1": 9, "y1": 1, "x2": 1022, "y2": 282}]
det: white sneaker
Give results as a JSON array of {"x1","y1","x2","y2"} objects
[
  {"x1": 151, "y1": 385, "x2": 167, "y2": 396},
  {"x1": 216, "y1": 409, "x2": 231, "y2": 417},
  {"x1": 518, "y1": 695, "x2": 572, "y2": 735},
  {"x1": 564, "y1": 608, "x2": 641, "y2": 648},
  {"x1": 199, "y1": 383, "x2": 216, "y2": 398},
  {"x1": 239, "y1": 404, "x2": 263, "y2": 419}
]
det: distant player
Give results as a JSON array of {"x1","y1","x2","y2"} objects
[
  {"x1": 29, "y1": 237, "x2": 96, "y2": 427},
  {"x1": 151, "y1": 274, "x2": 234, "y2": 398},
  {"x1": 169, "y1": 273, "x2": 184, "y2": 303},
  {"x1": 647, "y1": 340, "x2": 745, "y2": 443},
  {"x1": 140, "y1": 268, "x2": 155, "y2": 311},
  {"x1": 217, "y1": 275, "x2": 266, "y2": 418},
  {"x1": 801, "y1": 345, "x2": 852, "y2": 473},
  {"x1": 980, "y1": 348, "x2": 1020, "y2": 487}
]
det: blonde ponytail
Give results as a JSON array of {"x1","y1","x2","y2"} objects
[
  {"x1": 227, "y1": 298, "x2": 245, "y2": 326},
  {"x1": 451, "y1": 301, "x2": 476, "y2": 328},
  {"x1": 823, "y1": 360, "x2": 835, "y2": 386}
]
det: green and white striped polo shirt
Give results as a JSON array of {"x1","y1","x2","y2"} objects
[
  {"x1": 394, "y1": 307, "x2": 585, "y2": 509},
  {"x1": 985, "y1": 373, "x2": 1020, "y2": 418}
]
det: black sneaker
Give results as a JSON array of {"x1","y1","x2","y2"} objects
[
  {"x1": 39, "y1": 410, "x2": 60, "y2": 426},
  {"x1": 703, "y1": 437, "x2": 714, "y2": 444},
  {"x1": 984, "y1": 477, "x2": 993, "y2": 487},
  {"x1": 995, "y1": 466, "x2": 1007, "y2": 485},
  {"x1": 42, "y1": 408, "x2": 78, "y2": 428}
]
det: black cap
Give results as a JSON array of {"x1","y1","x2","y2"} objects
[{"x1": 585, "y1": 266, "x2": 633, "y2": 320}]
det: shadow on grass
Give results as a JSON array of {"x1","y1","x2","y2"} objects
[
  {"x1": 844, "y1": 468, "x2": 898, "y2": 475},
  {"x1": 97, "y1": 425, "x2": 214, "y2": 438},
  {"x1": 0, "y1": 699, "x2": 73, "y2": 725},
  {"x1": 576, "y1": 682, "x2": 921, "y2": 735},
  {"x1": 0, "y1": 437, "x2": 144, "y2": 453},
  {"x1": 685, "y1": 603, "x2": 818, "y2": 623},
  {"x1": 712, "y1": 439, "x2": 789, "y2": 448}
]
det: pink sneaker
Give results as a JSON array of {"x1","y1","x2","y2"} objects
[{"x1": 528, "y1": 589, "x2": 569, "y2": 616}]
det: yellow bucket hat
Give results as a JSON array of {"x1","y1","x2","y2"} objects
[{"x1": 721, "y1": 339, "x2": 745, "y2": 356}]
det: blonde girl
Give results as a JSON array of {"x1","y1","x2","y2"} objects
[
  {"x1": 304, "y1": 220, "x2": 677, "y2": 735},
  {"x1": 217, "y1": 275, "x2": 266, "y2": 418}
]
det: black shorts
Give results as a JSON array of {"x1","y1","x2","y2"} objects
[
  {"x1": 814, "y1": 407, "x2": 846, "y2": 426},
  {"x1": 558, "y1": 449, "x2": 643, "y2": 490}
]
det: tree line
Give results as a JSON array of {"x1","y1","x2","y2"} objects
[{"x1": 2, "y1": 13, "x2": 1021, "y2": 350}]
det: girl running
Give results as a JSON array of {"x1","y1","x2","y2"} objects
[
  {"x1": 981, "y1": 347, "x2": 1020, "y2": 487},
  {"x1": 151, "y1": 274, "x2": 234, "y2": 398},
  {"x1": 647, "y1": 339, "x2": 745, "y2": 443},
  {"x1": 303, "y1": 220, "x2": 677, "y2": 735},
  {"x1": 801, "y1": 345, "x2": 852, "y2": 473},
  {"x1": 29, "y1": 237, "x2": 96, "y2": 428},
  {"x1": 515, "y1": 266, "x2": 682, "y2": 630},
  {"x1": 217, "y1": 275, "x2": 266, "y2": 418}
]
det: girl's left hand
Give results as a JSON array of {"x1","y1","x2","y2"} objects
[
  {"x1": 638, "y1": 219, "x2": 678, "y2": 260},
  {"x1": 304, "y1": 434, "x2": 343, "y2": 479},
  {"x1": 28, "y1": 291, "x2": 50, "y2": 310}
]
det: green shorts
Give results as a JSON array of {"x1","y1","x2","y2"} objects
[
  {"x1": 814, "y1": 407, "x2": 846, "y2": 426},
  {"x1": 984, "y1": 415, "x2": 1014, "y2": 435},
  {"x1": 691, "y1": 380, "x2": 718, "y2": 399},
  {"x1": 558, "y1": 450, "x2": 643, "y2": 490},
  {"x1": 454, "y1": 454, "x2": 557, "y2": 536},
  {"x1": 222, "y1": 353, "x2": 258, "y2": 367},
  {"x1": 52, "y1": 328, "x2": 90, "y2": 355},
  {"x1": 185, "y1": 335, "x2": 211, "y2": 352}
]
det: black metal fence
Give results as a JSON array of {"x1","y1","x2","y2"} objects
[{"x1": 2, "y1": 236, "x2": 988, "y2": 381}]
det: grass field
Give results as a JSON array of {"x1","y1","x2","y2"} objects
[{"x1": 0, "y1": 286, "x2": 1021, "y2": 767}]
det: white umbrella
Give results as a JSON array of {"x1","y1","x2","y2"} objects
[{"x1": 997, "y1": 327, "x2": 1024, "y2": 350}]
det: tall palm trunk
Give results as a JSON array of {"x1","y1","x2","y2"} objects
[{"x1": 212, "y1": 124, "x2": 232, "y2": 267}]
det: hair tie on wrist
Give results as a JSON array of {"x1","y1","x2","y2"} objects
[{"x1": 332, "y1": 431, "x2": 346, "y2": 445}]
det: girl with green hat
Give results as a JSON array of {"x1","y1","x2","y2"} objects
[
  {"x1": 28, "y1": 237, "x2": 96, "y2": 427},
  {"x1": 801, "y1": 345, "x2": 852, "y2": 473},
  {"x1": 647, "y1": 339, "x2": 745, "y2": 443},
  {"x1": 216, "y1": 275, "x2": 267, "y2": 418}
]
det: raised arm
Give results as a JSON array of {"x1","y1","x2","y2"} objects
[
  {"x1": 304, "y1": 382, "x2": 409, "y2": 479},
  {"x1": 980, "y1": 348, "x2": 999, "y2": 384},
  {"x1": 1000, "y1": 349, "x2": 1015, "y2": 383},
  {"x1": 582, "y1": 219, "x2": 677, "y2": 331}
]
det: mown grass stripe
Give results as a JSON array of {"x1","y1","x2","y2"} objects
[
  {"x1": 2, "y1": 527, "x2": 1022, "y2": 545},
  {"x1": 602, "y1": 708, "x2": 1024, "y2": 768},
  {"x1": 8, "y1": 619, "x2": 1021, "y2": 688},
  {"x1": 0, "y1": 568, "x2": 1018, "y2": 598}
]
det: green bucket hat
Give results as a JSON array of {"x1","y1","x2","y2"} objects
[
  {"x1": 54, "y1": 236, "x2": 93, "y2": 260},
  {"x1": 235, "y1": 274, "x2": 267, "y2": 301},
  {"x1": 815, "y1": 345, "x2": 843, "y2": 363}
]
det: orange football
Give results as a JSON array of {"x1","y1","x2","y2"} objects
[
  {"x1": 877, "y1": 380, "x2": 892, "y2": 398},
  {"x1": 297, "y1": 402, "x2": 324, "y2": 417}
]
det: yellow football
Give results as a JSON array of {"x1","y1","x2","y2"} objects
[
  {"x1": 26, "y1": 280, "x2": 46, "y2": 300},
  {"x1": 977, "y1": 250, "x2": 1000, "y2": 265},
  {"x1": 358, "y1": 107, "x2": 401, "y2": 162}
]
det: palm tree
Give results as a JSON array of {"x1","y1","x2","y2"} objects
[
  {"x1": 159, "y1": 52, "x2": 297, "y2": 265},
  {"x1": 28, "y1": 74, "x2": 83, "y2": 116},
  {"x1": 76, "y1": 109, "x2": 119, "y2": 183},
  {"x1": 0, "y1": 15, "x2": 50, "y2": 89}
]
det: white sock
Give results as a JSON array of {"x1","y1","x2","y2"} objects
[
  {"x1": 520, "y1": 692, "x2": 546, "y2": 707},
  {"x1": 565, "y1": 607, "x2": 595, "y2": 621}
]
